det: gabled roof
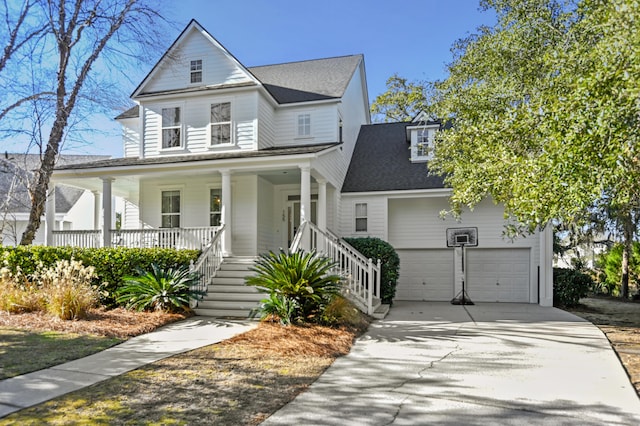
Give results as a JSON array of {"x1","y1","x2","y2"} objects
[
  {"x1": 248, "y1": 55, "x2": 363, "y2": 104},
  {"x1": 342, "y1": 122, "x2": 445, "y2": 193},
  {"x1": 1, "y1": 154, "x2": 110, "y2": 214}
]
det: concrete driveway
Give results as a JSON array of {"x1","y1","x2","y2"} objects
[{"x1": 262, "y1": 301, "x2": 640, "y2": 425}]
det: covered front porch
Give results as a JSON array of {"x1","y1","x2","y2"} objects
[{"x1": 48, "y1": 148, "x2": 341, "y2": 255}]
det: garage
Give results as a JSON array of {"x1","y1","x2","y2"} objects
[
  {"x1": 395, "y1": 249, "x2": 454, "y2": 301},
  {"x1": 465, "y1": 248, "x2": 531, "y2": 303}
]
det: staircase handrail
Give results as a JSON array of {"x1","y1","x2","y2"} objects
[{"x1": 189, "y1": 224, "x2": 225, "y2": 306}]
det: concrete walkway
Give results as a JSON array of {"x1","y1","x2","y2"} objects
[
  {"x1": 262, "y1": 301, "x2": 640, "y2": 425},
  {"x1": 0, "y1": 317, "x2": 255, "y2": 418}
]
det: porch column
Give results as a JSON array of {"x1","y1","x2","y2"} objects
[
  {"x1": 92, "y1": 190, "x2": 101, "y2": 230},
  {"x1": 44, "y1": 184, "x2": 56, "y2": 246},
  {"x1": 317, "y1": 179, "x2": 327, "y2": 231},
  {"x1": 221, "y1": 169, "x2": 232, "y2": 256},
  {"x1": 300, "y1": 166, "x2": 311, "y2": 250},
  {"x1": 101, "y1": 178, "x2": 114, "y2": 248}
]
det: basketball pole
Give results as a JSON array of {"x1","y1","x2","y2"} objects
[{"x1": 451, "y1": 242, "x2": 474, "y2": 305}]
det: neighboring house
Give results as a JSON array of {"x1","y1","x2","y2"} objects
[
  {"x1": 0, "y1": 154, "x2": 110, "y2": 246},
  {"x1": 48, "y1": 19, "x2": 553, "y2": 311}
]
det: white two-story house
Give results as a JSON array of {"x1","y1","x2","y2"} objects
[{"x1": 48, "y1": 20, "x2": 553, "y2": 314}]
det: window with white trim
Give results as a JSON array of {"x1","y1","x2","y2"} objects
[
  {"x1": 190, "y1": 59, "x2": 202, "y2": 83},
  {"x1": 416, "y1": 128, "x2": 430, "y2": 157},
  {"x1": 161, "y1": 107, "x2": 181, "y2": 149},
  {"x1": 297, "y1": 113, "x2": 311, "y2": 137},
  {"x1": 210, "y1": 188, "x2": 221, "y2": 226},
  {"x1": 210, "y1": 102, "x2": 231, "y2": 145},
  {"x1": 161, "y1": 190, "x2": 180, "y2": 228},
  {"x1": 355, "y1": 203, "x2": 367, "y2": 232}
]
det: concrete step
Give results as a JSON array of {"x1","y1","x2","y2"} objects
[
  {"x1": 372, "y1": 303, "x2": 390, "y2": 319},
  {"x1": 194, "y1": 308, "x2": 257, "y2": 319},
  {"x1": 197, "y1": 300, "x2": 261, "y2": 311},
  {"x1": 215, "y1": 269, "x2": 254, "y2": 278},
  {"x1": 207, "y1": 284, "x2": 260, "y2": 294},
  {"x1": 211, "y1": 277, "x2": 246, "y2": 286},
  {"x1": 205, "y1": 292, "x2": 264, "y2": 302}
]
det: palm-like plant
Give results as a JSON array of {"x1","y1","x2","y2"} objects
[
  {"x1": 116, "y1": 264, "x2": 202, "y2": 312},
  {"x1": 246, "y1": 250, "x2": 342, "y2": 324}
]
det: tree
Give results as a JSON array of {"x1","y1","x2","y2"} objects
[
  {"x1": 370, "y1": 74, "x2": 431, "y2": 122},
  {"x1": 429, "y1": 0, "x2": 640, "y2": 298},
  {"x1": 0, "y1": 0, "x2": 170, "y2": 246}
]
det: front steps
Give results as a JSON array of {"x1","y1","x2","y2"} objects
[{"x1": 194, "y1": 257, "x2": 262, "y2": 318}]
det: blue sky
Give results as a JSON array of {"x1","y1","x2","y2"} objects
[{"x1": 35, "y1": 0, "x2": 496, "y2": 157}]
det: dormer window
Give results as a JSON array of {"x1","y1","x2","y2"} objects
[
  {"x1": 210, "y1": 102, "x2": 231, "y2": 145},
  {"x1": 409, "y1": 125, "x2": 438, "y2": 162},
  {"x1": 190, "y1": 59, "x2": 202, "y2": 83}
]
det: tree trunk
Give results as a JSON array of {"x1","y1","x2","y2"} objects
[{"x1": 620, "y1": 213, "x2": 633, "y2": 299}]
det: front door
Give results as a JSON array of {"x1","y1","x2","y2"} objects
[{"x1": 287, "y1": 200, "x2": 317, "y2": 248}]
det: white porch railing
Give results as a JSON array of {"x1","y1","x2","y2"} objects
[
  {"x1": 52, "y1": 230, "x2": 101, "y2": 248},
  {"x1": 52, "y1": 226, "x2": 220, "y2": 250},
  {"x1": 189, "y1": 224, "x2": 225, "y2": 304},
  {"x1": 290, "y1": 221, "x2": 381, "y2": 315}
]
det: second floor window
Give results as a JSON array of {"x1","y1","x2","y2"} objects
[
  {"x1": 190, "y1": 59, "x2": 202, "y2": 83},
  {"x1": 297, "y1": 113, "x2": 311, "y2": 137},
  {"x1": 161, "y1": 107, "x2": 181, "y2": 149},
  {"x1": 211, "y1": 102, "x2": 231, "y2": 145},
  {"x1": 210, "y1": 189, "x2": 222, "y2": 226},
  {"x1": 161, "y1": 190, "x2": 180, "y2": 228},
  {"x1": 417, "y1": 129, "x2": 430, "y2": 157}
]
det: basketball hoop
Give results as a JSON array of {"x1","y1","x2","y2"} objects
[{"x1": 446, "y1": 227, "x2": 478, "y2": 305}]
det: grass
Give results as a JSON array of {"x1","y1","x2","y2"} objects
[
  {"x1": 0, "y1": 321, "x2": 368, "y2": 425},
  {"x1": 0, "y1": 328, "x2": 121, "y2": 380}
]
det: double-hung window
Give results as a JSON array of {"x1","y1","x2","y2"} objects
[
  {"x1": 161, "y1": 107, "x2": 181, "y2": 149},
  {"x1": 297, "y1": 113, "x2": 311, "y2": 137},
  {"x1": 210, "y1": 102, "x2": 231, "y2": 145},
  {"x1": 161, "y1": 190, "x2": 181, "y2": 228},
  {"x1": 416, "y1": 128, "x2": 430, "y2": 158},
  {"x1": 190, "y1": 59, "x2": 202, "y2": 83},
  {"x1": 355, "y1": 203, "x2": 367, "y2": 232},
  {"x1": 210, "y1": 189, "x2": 222, "y2": 226}
]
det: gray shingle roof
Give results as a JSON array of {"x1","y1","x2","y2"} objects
[
  {"x1": 1, "y1": 154, "x2": 110, "y2": 213},
  {"x1": 54, "y1": 143, "x2": 340, "y2": 171},
  {"x1": 248, "y1": 55, "x2": 362, "y2": 104},
  {"x1": 342, "y1": 123, "x2": 446, "y2": 193}
]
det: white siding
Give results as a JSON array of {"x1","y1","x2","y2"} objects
[
  {"x1": 231, "y1": 175, "x2": 257, "y2": 255},
  {"x1": 339, "y1": 195, "x2": 386, "y2": 239},
  {"x1": 273, "y1": 104, "x2": 338, "y2": 147},
  {"x1": 142, "y1": 28, "x2": 252, "y2": 94},
  {"x1": 122, "y1": 199, "x2": 140, "y2": 229},
  {"x1": 140, "y1": 91, "x2": 257, "y2": 157},
  {"x1": 65, "y1": 191, "x2": 95, "y2": 230},
  {"x1": 120, "y1": 118, "x2": 140, "y2": 158},
  {"x1": 257, "y1": 177, "x2": 276, "y2": 253},
  {"x1": 257, "y1": 95, "x2": 275, "y2": 149}
]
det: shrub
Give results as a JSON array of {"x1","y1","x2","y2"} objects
[
  {"x1": 246, "y1": 250, "x2": 342, "y2": 325},
  {"x1": 595, "y1": 243, "x2": 640, "y2": 297},
  {"x1": 553, "y1": 268, "x2": 593, "y2": 307},
  {"x1": 343, "y1": 237, "x2": 400, "y2": 304},
  {"x1": 116, "y1": 264, "x2": 201, "y2": 312},
  {"x1": 320, "y1": 295, "x2": 362, "y2": 327},
  {"x1": 33, "y1": 259, "x2": 98, "y2": 320},
  {"x1": 0, "y1": 267, "x2": 44, "y2": 313},
  {"x1": 0, "y1": 247, "x2": 200, "y2": 307}
]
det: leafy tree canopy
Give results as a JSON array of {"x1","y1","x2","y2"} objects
[{"x1": 370, "y1": 74, "x2": 431, "y2": 122}]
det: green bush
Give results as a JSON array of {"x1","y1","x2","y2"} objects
[
  {"x1": 116, "y1": 264, "x2": 201, "y2": 313},
  {"x1": 553, "y1": 268, "x2": 593, "y2": 307},
  {"x1": 343, "y1": 237, "x2": 400, "y2": 304},
  {"x1": 246, "y1": 250, "x2": 342, "y2": 325},
  {"x1": 595, "y1": 243, "x2": 640, "y2": 297},
  {"x1": 0, "y1": 246, "x2": 199, "y2": 307}
]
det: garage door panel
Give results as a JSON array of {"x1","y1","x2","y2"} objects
[
  {"x1": 466, "y1": 248, "x2": 530, "y2": 303},
  {"x1": 396, "y1": 249, "x2": 453, "y2": 301}
]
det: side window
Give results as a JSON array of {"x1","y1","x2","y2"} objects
[
  {"x1": 211, "y1": 102, "x2": 231, "y2": 145},
  {"x1": 161, "y1": 107, "x2": 181, "y2": 149},
  {"x1": 190, "y1": 59, "x2": 202, "y2": 83},
  {"x1": 297, "y1": 113, "x2": 311, "y2": 137},
  {"x1": 210, "y1": 189, "x2": 222, "y2": 226},
  {"x1": 355, "y1": 203, "x2": 367, "y2": 232},
  {"x1": 161, "y1": 190, "x2": 180, "y2": 228}
]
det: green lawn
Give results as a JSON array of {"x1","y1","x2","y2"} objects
[{"x1": 0, "y1": 327, "x2": 122, "y2": 380}]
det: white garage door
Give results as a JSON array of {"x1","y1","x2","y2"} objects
[
  {"x1": 466, "y1": 248, "x2": 530, "y2": 303},
  {"x1": 396, "y1": 249, "x2": 454, "y2": 301}
]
